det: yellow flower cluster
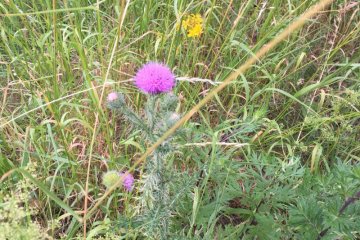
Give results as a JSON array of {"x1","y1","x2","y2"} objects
[{"x1": 182, "y1": 14, "x2": 203, "y2": 38}]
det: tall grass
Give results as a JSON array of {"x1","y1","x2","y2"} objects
[{"x1": 1, "y1": 0, "x2": 359, "y2": 239}]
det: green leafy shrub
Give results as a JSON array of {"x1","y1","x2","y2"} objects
[{"x1": 0, "y1": 181, "x2": 51, "y2": 240}]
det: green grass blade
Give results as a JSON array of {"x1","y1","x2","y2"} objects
[{"x1": 16, "y1": 168, "x2": 82, "y2": 223}]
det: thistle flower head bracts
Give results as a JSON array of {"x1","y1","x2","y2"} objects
[
  {"x1": 134, "y1": 62, "x2": 175, "y2": 94},
  {"x1": 102, "y1": 171, "x2": 121, "y2": 189},
  {"x1": 102, "y1": 170, "x2": 135, "y2": 191},
  {"x1": 107, "y1": 92, "x2": 126, "y2": 109}
]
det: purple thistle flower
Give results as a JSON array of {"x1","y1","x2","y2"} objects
[
  {"x1": 119, "y1": 172, "x2": 135, "y2": 191},
  {"x1": 107, "y1": 92, "x2": 118, "y2": 102},
  {"x1": 134, "y1": 62, "x2": 175, "y2": 94}
]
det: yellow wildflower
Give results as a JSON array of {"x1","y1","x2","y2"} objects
[
  {"x1": 187, "y1": 24, "x2": 203, "y2": 38},
  {"x1": 182, "y1": 14, "x2": 203, "y2": 38}
]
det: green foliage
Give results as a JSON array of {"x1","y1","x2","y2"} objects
[
  {"x1": 0, "y1": 0, "x2": 359, "y2": 239},
  {"x1": 108, "y1": 92, "x2": 183, "y2": 239},
  {"x1": 175, "y1": 140, "x2": 360, "y2": 239},
  {"x1": 0, "y1": 181, "x2": 51, "y2": 240}
]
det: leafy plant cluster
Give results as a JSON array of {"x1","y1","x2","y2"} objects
[
  {"x1": 107, "y1": 92, "x2": 185, "y2": 239},
  {"x1": 167, "y1": 122, "x2": 360, "y2": 239},
  {"x1": 87, "y1": 104, "x2": 360, "y2": 239},
  {"x1": 0, "y1": 178, "x2": 52, "y2": 240}
]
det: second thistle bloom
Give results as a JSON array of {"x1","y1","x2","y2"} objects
[
  {"x1": 119, "y1": 172, "x2": 135, "y2": 191},
  {"x1": 107, "y1": 92, "x2": 118, "y2": 102},
  {"x1": 134, "y1": 62, "x2": 175, "y2": 94},
  {"x1": 102, "y1": 171, "x2": 135, "y2": 191}
]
